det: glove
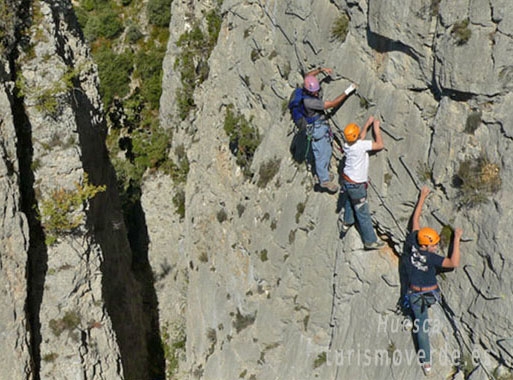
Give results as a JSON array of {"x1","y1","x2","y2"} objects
[{"x1": 344, "y1": 83, "x2": 357, "y2": 95}]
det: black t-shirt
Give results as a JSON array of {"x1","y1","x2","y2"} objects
[{"x1": 403, "y1": 231, "x2": 445, "y2": 288}]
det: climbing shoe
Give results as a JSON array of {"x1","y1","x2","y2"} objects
[
  {"x1": 340, "y1": 222, "x2": 353, "y2": 233},
  {"x1": 364, "y1": 240, "x2": 386, "y2": 250},
  {"x1": 316, "y1": 173, "x2": 335, "y2": 184},
  {"x1": 320, "y1": 181, "x2": 339, "y2": 193},
  {"x1": 422, "y1": 363, "x2": 434, "y2": 377},
  {"x1": 337, "y1": 219, "x2": 353, "y2": 234},
  {"x1": 402, "y1": 317, "x2": 413, "y2": 332},
  {"x1": 337, "y1": 220, "x2": 353, "y2": 239}
]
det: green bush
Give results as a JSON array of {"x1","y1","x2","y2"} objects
[
  {"x1": 79, "y1": 0, "x2": 114, "y2": 12},
  {"x1": 205, "y1": 4, "x2": 223, "y2": 47},
  {"x1": 147, "y1": 0, "x2": 172, "y2": 27},
  {"x1": 174, "y1": 25, "x2": 205, "y2": 119},
  {"x1": 134, "y1": 49, "x2": 165, "y2": 107},
  {"x1": 172, "y1": 189, "x2": 185, "y2": 219},
  {"x1": 74, "y1": 7, "x2": 89, "y2": 29},
  {"x1": 140, "y1": 72, "x2": 163, "y2": 109},
  {"x1": 161, "y1": 323, "x2": 186, "y2": 379},
  {"x1": 126, "y1": 24, "x2": 143, "y2": 44},
  {"x1": 454, "y1": 155, "x2": 501, "y2": 208},
  {"x1": 79, "y1": 0, "x2": 97, "y2": 12},
  {"x1": 175, "y1": 87, "x2": 195, "y2": 121},
  {"x1": 331, "y1": 13, "x2": 350, "y2": 43},
  {"x1": 223, "y1": 105, "x2": 261, "y2": 178},
  {"x1": 24, "y1": 66, "x2": 79, "y2": 117},
  {"x1": 439, "y1": 225, "x2": 453, "y2": 250},
  {"x1": 98, "y1": 10, "x2": 124, "y2": 38},
  {"x1": 260, "y1": 249, "x2": 268, "y2": 262},
  {"x1": 257, "y1": 158, "x2": 281, "y2": 188},
  {"x1": 465, "y1": 111, "x2": 482, "y2": 134},
  {"x1": 174, "y1": 3, "x2": 223, "y2": 120},
  {"x1": 94, "y1": 47, "x2": 133, "y2": 106},
  {"x1": 452, "y1": 19, "x2": 471, "y2": 45},
  {"x1": 131, "y1": 124, "x2": 171, "y2": 174},
  {"x1": 49, "y1": 311, "x2": 81, "y2": 336},
  {"x1": 35, "y1": 90, "x2": 60, "y2": 116},
  {"x1": 120, "y1": 93, "x2": 145, "y2": 128},
  {"x1": 83, "y1": 9, "x2": 123, "y2": 40},
  {"x1": 0, "y1": 0, "x2": 14, "y2": 47},
  {"x1": 359, "y1": 96, "x2": 370, "y2": 109},
  {"x1": 160, "y1": 144, "x2": 189, "y2": 185},
  {"x1": 314, "y1": 352, "x2": 327, "y2": 369},
  {"x1": 109, "y1": 110, "x2": 175, "y2": 202},
  {"x1": 39, "y1": 174, "x2": 106, "y2": 245}
]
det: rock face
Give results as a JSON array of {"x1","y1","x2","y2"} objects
[
  {"x1": 1, "y1": 1, "x2": 159, "y2": 379},
  {"x1": 2, "y1": 0, "x2": 513, "y2": 379},
  {"x1": 155, "y1": 0, "x2": 513, "y2": 379}
]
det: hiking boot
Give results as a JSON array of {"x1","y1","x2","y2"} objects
[
  {"x1": 364, "y1": 240, "x2": 386, "y2": 250},
  {"x1": 320, "y1": 181, "x2": 339, "y2": 193}
]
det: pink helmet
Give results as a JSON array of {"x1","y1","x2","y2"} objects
[{"x1": 304, "y1": 75, "x2": 320, "y2": 92}]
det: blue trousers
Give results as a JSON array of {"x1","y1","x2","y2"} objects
[
  {"x1": 408, "y1": 291, "x2": 439, "y2": 364},
  {"x1": 342, "y1": 182, "x2": 378, "y2": 244},
  {"x1": 311, "y1": 120, "x2": 332, "y2": 183}
]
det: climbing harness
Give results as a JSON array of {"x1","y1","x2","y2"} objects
[{"x1": 407, "y1": 287, "x2": 440, "y2": 314}]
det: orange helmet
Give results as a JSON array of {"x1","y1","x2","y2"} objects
[
  {"x1": 417, "y1": 227, "x2": 440, "y2": 246},
  {"x1": 344, "y1": 123, "x2": 360, "y2": 143}
]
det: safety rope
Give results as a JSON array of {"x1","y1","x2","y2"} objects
[
  {"x1": 304, "y1": 136, "x2": 312, "y2": 173},
  {"x1": 367, "y1": 179, "x2": 407, "y2": 241}
]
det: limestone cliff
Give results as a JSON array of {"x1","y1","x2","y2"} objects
[
  {"x1": 155, "y1": 0, "x2": 513, "y2": 379},
  {"x1": 1, "y1": 0, "x2": 513, "y2": 380},
  {"x1": 1, "y1": 0, "x2": 160, "y2": 379}
]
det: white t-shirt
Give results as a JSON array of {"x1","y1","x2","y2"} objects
[{"x1": 343, "y1": 140, "x2": 373, "y2": 183}]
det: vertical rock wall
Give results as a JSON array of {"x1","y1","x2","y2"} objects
[
  {"x1": 0, "y1": 0, "x2": 161, "y2": 378},
  {"x1": 0, "y1": 67, "x2": 33, "y2": 380},
  {"x1": 156, "y1": 0, "x2": 513, "y2": 379},
  {"x1": 2, "y1": 0, "x2": 513, "y2": 379}
]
